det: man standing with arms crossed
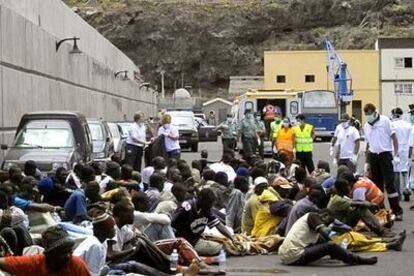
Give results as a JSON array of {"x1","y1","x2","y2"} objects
[{"x1": 363, "y1": 103, "x2": 403, "y2": 220}]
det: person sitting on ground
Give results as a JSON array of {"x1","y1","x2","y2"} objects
[
  {"x1": 311, "y1": 160, "x2": 331, "y2": 185},
  {"x1": 172, "y1": 188, "x2": 235, "y2": 256},
  {"x1": 209, "y1": 153, "x2": 237, "y2": 184},
  {"x1": 327, "y1": 178, "x2": 395, "y2": 238},
  {"x1": 285, "y1": 185, "x2": 328, "y2": 235},
  {"x1": 286, "y1": 166, "x2": 307, "y2": 200},
  {"x1": 321, "y1": 165, "x2": 351, "y2": 195},
  {"x1": 91, "y1": 161, "x2": 104, "y2": 183},
  {"x1": 209, "y1": 172, "x2": 231, "y2": 210},
  {"x1": 145, "y1": 173, "x2": 165, "y2": 211},
  {"x1": 164, "y1": 167, "x2": 182, "y2": 192},
  {"x1": 199, "y1": 150, "x2": 209, "y2": 172},
  {"x1": 119, "y1": 164, "x2": 134, "y2": 183},
  {"x1": 0, "y1": 225, "x2": 90, "y2": 275},
  {"x1": 99, "y1": 161, "x2": 121, "y2": 194},
  {"x1": 344, "y1": 173, "x2": 385, "y2": 207},
  {"x1": 191, "y1": 160, "x2": 202, "y2": 184},
  {"x1": 226, "y1": 176, "x2": 249, "y2": 233},
  {"x1": 198, "y1": 169, "x2": 216, "y2": 190},
  {"x1": 42, "y1": 167, "x2": 71, "y2": 207},
  {"x1": 24, "y1": 160, "x2": 42, "y2": 181},
  {"x1": 155, "y1": 183, "x2": 188, "y2": 218},
  {"x1": 278, "y1": 210, "x2": 378, "y2": 266},
  {"x1": 66, "y1": 163, "x2": 83, "y2": 190},
  {"x1": 73, "y1": 213, "x2": 116, "y2": 276}
]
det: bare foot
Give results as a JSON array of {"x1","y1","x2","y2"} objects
[{"x1": 183, "y1": 259, "x2": 200, "y2": 276}]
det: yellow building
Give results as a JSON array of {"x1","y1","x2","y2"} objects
[{"x1": 263, "y1": 50, "x2": 379, "y2": 122}]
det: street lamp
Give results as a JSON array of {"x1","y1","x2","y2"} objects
[
  {"x1": 56, "y1": 37, "x2": 82, "y2": 54},
  {"x1": 115, "y1": 71, "x2": 129, "y2": 80}
]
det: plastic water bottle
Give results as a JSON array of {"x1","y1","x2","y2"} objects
[
  {"x1": 170, "y1": 249, "x2": 179, "y2": 273},
  {"x1": 341, "y1": 238, "x2": 349, "y2": 250},
  {"x1": 218, "y1": 249, "x2": 226, "y2": 271}
]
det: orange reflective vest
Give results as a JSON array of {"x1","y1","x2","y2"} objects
[
  {"x1": 275, "y1": 127, "x2": 295, "y2": 152},
  {"x1": 353, "y1": 178, "x2": 384, "y2": 205}
]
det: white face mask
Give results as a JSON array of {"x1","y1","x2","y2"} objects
[
  {"x1": 341, "y1": 122, "x2": 350, "y2": 128},
  {"x1": 283, "y1": 122, "x2": 289, "y2": 127}
]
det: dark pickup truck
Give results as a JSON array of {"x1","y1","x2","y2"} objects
[{"x1": 1, "y1": 111, "x2": 93, "y2": 173}]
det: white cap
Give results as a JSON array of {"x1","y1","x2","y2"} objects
[{"x1": 254, "y1": 176, "x2": 268, "y2": 186}]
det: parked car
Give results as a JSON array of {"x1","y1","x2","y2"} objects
[
  {"x1": 168, "y1": 111, "x2": 199, "y2": 152},
  {"x1": 195, "y1": 117, "x2": 218, "y2": 142},
  {"x1": 194, "y1": 112, "x2": 206, "y2": 121},
  {"x1": 87, "y1": 119, "x2": 114, "y2": 160},
  {"x1": 108, "y1": 122, "x2": 126, "y2": 160},
  {"x1": 1, "y1": 111, "x2": 92, "y2": 173},
  {"x1": 116, "y1": 121, "x2": 133, "y2": 139}
]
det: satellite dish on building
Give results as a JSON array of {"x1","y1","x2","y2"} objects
[{"x1": 173, "y1": 88, "x2": 191, "y2": 98}]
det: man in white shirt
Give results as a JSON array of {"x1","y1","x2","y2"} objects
[
  {"x1": 125, "y1": 112, "x2": 148, "y2": 172},
  {"x1": 209, "y1": 153, "x2": 237, "y2": 183},
  {"x1": 157, "y1": 114, "x2": 181, "y2": 159},
  {"x1": 391, "y1": 108, "x2": 413, "y2": 201},
  {"x1": 363, "y1": 103, "x2": 403, "y2": 220},
  {"x1": 335, "y1": 114, "x2": 360, "y2": 173},
  {"x1": 73, "y1": 213, "x2": 116, "y2": 276}
]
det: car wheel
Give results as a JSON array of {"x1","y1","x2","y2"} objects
[{"x1": 191, "y1": 143, "x2": 198, "y2": 152}]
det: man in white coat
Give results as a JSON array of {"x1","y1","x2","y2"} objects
[{"x1": 391, "y1": 108, "x2": 412, "y2": 201}]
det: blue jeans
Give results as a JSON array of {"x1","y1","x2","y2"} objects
[{"x1": 167, "y1": 149, "x2": 181, "y2": 159}]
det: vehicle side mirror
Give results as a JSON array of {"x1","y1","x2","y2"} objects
[{"x1": 1, "y1": 144, "x2": 8, "y2": 150}]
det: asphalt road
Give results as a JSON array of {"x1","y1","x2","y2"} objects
[{"x1": 181, "y1": 140, "x2": 414, "y2": 276}]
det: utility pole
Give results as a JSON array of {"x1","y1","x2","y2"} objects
[{"x1": 160, "y1": 70, "x2": 165, "y2": 98}]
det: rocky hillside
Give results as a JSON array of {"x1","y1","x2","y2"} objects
[{"x1": 65, "y1": 0, "x2": 414, "y2": 96}]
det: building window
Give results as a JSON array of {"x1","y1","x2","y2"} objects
[
  {"x1": 394, "y1": 83, "x2": 413, "y2": 94},
  {"x1": 305, "y1": 75, "x2": 315, "y2": 83},
  {"x1": 394, "y1": 57, "x2": 413, "y2": 68},
  {"x1": 276, "y1": 75, "x2": 286, "y2": 83}
]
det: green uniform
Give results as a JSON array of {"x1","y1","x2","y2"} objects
[
  {"x1": 239, "y1": 116, "x2": 258, "y2": 159},
  {"x1": 256, "y1": 119, "x2": 266, "y2": 157},
  {"x1": 269, "y1": 121, "x2": 282, "y2": 141},
  {"x1": 217, "y1": 120, "x2": 237, "y2": 152}
]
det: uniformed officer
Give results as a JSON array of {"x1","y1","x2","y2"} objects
[
  {"x1": 391, "y1": 108, "x2": 413, "y2": 201},
  {"x1": 269, "y1": 113, "x2": 282, "y2": 142},
  {"x1": 216, "y1": 114, "x2": 237, "y2": 153},
  {"x1": 255, "y1": 112, "x2": 266, "y2": 158},
  {"x1": 363, "y1": 103, "x2": 403, "y2": 220},
  {"x1": 294, "y1": 114, "x2": 315, "y2": 174},
  {"x1": 238, "y1": 109, "x2": 258, "y2": 160}
]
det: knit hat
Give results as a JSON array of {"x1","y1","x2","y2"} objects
[
  {"x1": 254, "y1": 176, "x2": 268, "y2": 186},
  {"x1": 42, "y1": 225, "x2": 75, "y2": 253},
  {"x1": 92, "y1": 213, "x2": 116, "y2": 232},
  {"x1": 236, "y1": 167, "x2": 250, "y2": 177},
  {"x1": 38, "y1": 177, "x2": 54, "y2": 192}
]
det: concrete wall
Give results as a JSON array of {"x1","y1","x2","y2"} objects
[
  {"x1": 0, "y1": 1, "x2": 157, "y2": 157},
  {"x1": 380, "y1": 48, "x2": 414, "y2": 115},
  {"x1": 228, "y1": 76, "x2": 263, "y2": 97}
]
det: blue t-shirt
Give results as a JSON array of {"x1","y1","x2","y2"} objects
[
  {"x1": 321, "y1": 176, "x2": 336, "y2": 191},
  {"x1": 13, "y1": 196, "x2": 32, "y2": 211},
  {"x1": 63, "y1": 189, "x2": 87, "y2": 223}
]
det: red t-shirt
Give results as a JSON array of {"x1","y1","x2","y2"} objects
[{"x1": 5, "y1": 254, "x2": 90, "y2": 276}]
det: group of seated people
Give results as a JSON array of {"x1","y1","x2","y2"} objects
[{"x1": 0, "y1": 150, "x2": 407, "y2": 275}]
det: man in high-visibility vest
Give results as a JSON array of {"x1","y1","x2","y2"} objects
[{"x1": 294, "y1": 114, "x2": 315, "y2": 174}]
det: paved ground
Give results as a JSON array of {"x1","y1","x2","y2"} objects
[{"x1": 181, "y1": 140, "x2": 414, "y2": 276}]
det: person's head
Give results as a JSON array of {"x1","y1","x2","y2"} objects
[
  {"x1": 168, "y1": 167, "x2": 183, "y2": 183},
  {"x1": 210, "y1": 110, "x2": 215, "y2": 116},
  {"x1": 106, "y1": 161, "x2": 121, "y2": 180},
  {"x1": 73, "y1": 163, "x2": 83, "y2": 176},
  {"x1": 42, "y1": 225, "x2": 75, "y2": 272},
  {"x1": 171, "y1": 183, "x2": 188, "y2": 203},
  {"x1": 282, "y1": 117, "x2": 291, "y2": 128},
  {"x1": 268, "y1": 160, "x2": 281, "y2": 175},
  {"x1": 334, "y1": 178, "x2": 352, "y2": 197},
  {"x1": 191, "y1": 160, "x2": 201, "y2": 172},
  {"x1": 308, "y1": 185, "x2": 329, "y2": 209},
  {"x1": 197, "y1": 188, "x2": 216, "y2": 211},
  {"x1": 8, "y1": 166, "x2": 23, "y2": 184},
  {"x1": 303, "y1": 177, "x2": 316, "y2": 190},
  {"x1": 340, "y1": 171, "x2": 357, "y2": 186},
  {"x1": 91, "y1": 161, "x2": 103, "y2": 176},
  {"x1": 24, "y1": 160, "x2": 38, "y2": 177},
  {"x1": 161, "y1": 113, "x2": 172, "y2": 125},
  {"x1": 255, "y1": 113, "x2": 261, "y2": 121},
  {"x1": 85, "y1": 181, "x2": 101, "y2": 203},
  {"x1": 55, "y1": 167, "x2": 68, "y2": 184},
  {"x1": 105, "y1": 180, "x2": 119, "y2": 192},
  {"x1": 222, "y1": 153, "x2": 233, "y2": 165},
  {"x1": 294, "y1": 167, "x2": 307, "y2": 183},
  {"x1": 131, "y1": 192, "x2": 150, "y2": 212},
  {"x1": 336, "y1": 165, "x2": 352, "y2": 179},
  {"x1": 92, "y1": 213, "x2": 116, "y2": 241},
  {"x1": 226, "y1": 114, "x2": 232, "y2": 122},
  {"x1": 80, "y1": 165, "x2": 96, "y2": 184},
  {"x1": 112, "y1": 198, "x2": 134, "y2": 226},
  {"x1": 153, "y1": 156, "x2": 167, "y2": 171},
  {"x1": 339, "y1": 113, "x2": 351, "y2": 128},
  {"x1": 111, "y1": 155, "x2": 122, "y2": 165},
  {"x1": 121, "y1": 164, "x2": 133, "y2": 181},
  {"x1": 19, "y1": 183, "x2": 35, "y2": 200},
  {"x1": 251, "y1": 167, "x2": 266, "y2": 180},
  {"x1": 234, "y1": 176, "x2": 249, "y2": 194},
  {"x1": 244, "y1": 109, "x2": 253, "y2": 119},
  {"x1": 149, "y1": 173, "x2": 165, "y2": 192},
  {"x1": 236, "y1": 167, "x2": 250, "y2": 178},
  {"x1": 202, "y1": 169, "x2": 216, "y2": 181},
  {"x1": 317, "y1": 160, "x2": 330, "y2": 173},
  {"x1": 391, "y1": 107, "x2": 403, "y2": 120},
  {"x1": 319, "y1": 209, "x2": 335, "y2": 226},
  {"x1": 215, "y1": 171, "x2": 229, "y2": 187},
  {"x1": 134, "y1": 111, "x2": 145, "y2": 124},
  {"x1": 131, "y1": 171, "x2": 142, "y2": 183},
  {"x1": 201, "y1": 150, "x2": 208, "y2": 159},
  {"x1": 296, "y1": 114, "x2": 306, "y2": 125},
  {"x1": 254, "y1": 176, "x2": 269, "y2": 195},
  {"x1": 0, "y1": 191, "x2": 9, "y2": 209},
  {"x1": 363, "y1": 103, "x2": 378, "y2": 123},
  {"x1": 274, "y1": 113, "x2": 281, "y2": 123}
]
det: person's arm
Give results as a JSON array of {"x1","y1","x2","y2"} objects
[
  {"x1": 216, "y1": 222, "x2": 234, "y2": 242},
  {"x1": 391, "y1": 133, "x2": 399, "y2": 156},
  {"x1": 307, "y1": 213, "x2": 331, "y2": 241},
  {"x1": 311, "y1": 126, "x2": 316, "y2": 139},
  {"x1": 354, "y1": 139, "x2": 360, "y2": 155},
  {"x1": 169, "y1": 127, "x2": 179, "y2": 141},
  {"x1": 131, "y1": 126, "x2": 146, "y2": 145},
  {"x1": 27, "y1": 202, "x2": 60, "y2": 213},
  {"x1": 106, "y1": 240, "x2": 136, "y2": 263},
  {"x1": 137, "y1": 212, "x2": 171, "y2": 225},
  {"x1": 331, "y1": 137, "x2": 337, "y2": 147}
]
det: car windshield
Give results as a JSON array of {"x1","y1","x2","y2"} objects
[
  {"x1": 171, "y1": 116, "x2": 194, "y2": 127},
  {"x1": 303, "y1": 90, "x2": 336, "y2": 109},
  {"x1": 89, "y1": 123, "x2": 105, "y2": 141},
  {"x1": 14, "y1": 127, "x2": 74, "y2": 148},
  {"x1": 108, "y1": 124, "x2": 120, "y2": 138}
]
